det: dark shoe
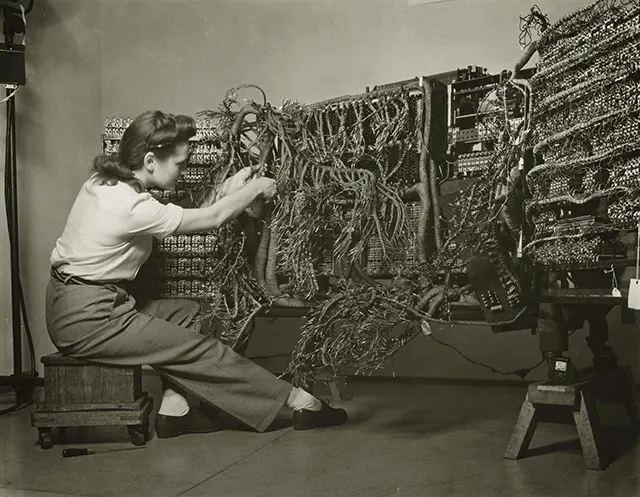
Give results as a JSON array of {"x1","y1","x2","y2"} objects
[
  {"x1": 155, "y1": 407, "x2": 224, "y2": 439},
  {"x1": 292, "y1": 401, "x2": 348, "y2": 430}
]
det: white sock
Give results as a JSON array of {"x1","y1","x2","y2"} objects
[
  {"x1": 158, "y1": 388, "x2": 190, "y2": 417},
  {"x1": 286, "y1": 387, "x2": 322, "y2": 412}
]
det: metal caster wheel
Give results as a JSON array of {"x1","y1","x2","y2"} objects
[
  {"x1": 38, "y1": 428, "x2": 53, "y2": 449},
  {"x1": 142, "y1": 422, "x2": 150, "y2": 442},
  {"x1": 127, "y1": 425, "x2": 146, "y2": 446}
]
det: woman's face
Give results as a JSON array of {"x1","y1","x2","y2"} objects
[{"x1": 152, "y1": 142, "x2": 190, "y2": 191}]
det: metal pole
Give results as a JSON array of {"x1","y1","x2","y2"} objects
[
  {"x1": 5, "y1": 87, "x2": 21, "y2": 375},
  {"x1": 11, "y1": 94, "x2": 21, "y2": 375}
]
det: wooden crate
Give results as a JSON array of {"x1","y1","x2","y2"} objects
[
  {"x1": 32, "y1": 353, "x2": 152, "y2": 449},
  {"x1": 41, "y1": 353, "x2": 142, "y2": 407}
]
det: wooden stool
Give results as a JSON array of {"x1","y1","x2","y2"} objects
[
  {"x1": 504, "y1": 366, "x2": 638, "y2": 470},
  {"x1": 31, "y1": 353, "x2": 153, "y2": 449}
]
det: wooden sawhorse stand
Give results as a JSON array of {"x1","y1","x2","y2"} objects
[{"x1": 504, "y1": 366, "x2": 638, "y2": 470}]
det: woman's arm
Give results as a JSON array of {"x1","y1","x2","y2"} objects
[{"x1": 175, "y1": 177, "x2": 275, "y2": 234}]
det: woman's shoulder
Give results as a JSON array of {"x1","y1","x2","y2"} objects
[{"x1": 90, "y1": 178, "x2": 153, "y2": 209}]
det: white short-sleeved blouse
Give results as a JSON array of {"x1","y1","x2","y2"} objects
[{"x1": 50, "y1": 174, "x2": 183, "y2": 282}]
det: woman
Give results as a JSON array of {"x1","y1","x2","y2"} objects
[{"x1": 46, "y1": 110, "x2": 347, "y2": 438}]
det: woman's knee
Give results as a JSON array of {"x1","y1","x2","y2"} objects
[
  {"x1": 177, "y1": 299, "x2": 206, "y2": 333},
  {"x1": 139, "y1": 298, "x2": 205, "y2": 331}
]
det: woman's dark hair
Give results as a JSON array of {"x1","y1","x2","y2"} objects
[{"x1": 93, "y1": 110, "x2": 197, "y2": 191}]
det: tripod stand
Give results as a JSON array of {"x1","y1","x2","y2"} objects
[{"x1": 0, "y1": 0, "x2": 43, "y2": 408}]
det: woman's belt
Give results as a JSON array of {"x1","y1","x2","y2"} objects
[{"x1": 50, "y1": 267, "x2": 123, "y2": 287}]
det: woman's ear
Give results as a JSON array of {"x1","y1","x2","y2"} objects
[{"x1": 143, "y1": 151, "x2": 155, "y2": 171}]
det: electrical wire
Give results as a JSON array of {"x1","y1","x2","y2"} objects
[
  {"x1": 5, "y1": 91, "x2": 35, "y2": 373},
  {"x1": 11, "y1": 93, "x2": 35, "y2": 372},
  {"x1": 9, "y1": 93, "x2": 36, "y2": 374},
  {"x1": 0, "y1": 87, "x2": 19, "y2": 104},
  {"x1": 1, "y1": 95, "x2": 24, "y2": 415},
  {"x1": 1, "y1": 53, "x2": 38, "y2": 415},
  {"x1": 427, "y1": 328, "x2": 580, "y2": 379},
  {"x1": 519, "y1": 4, "x2": 550, "y2": 48}
]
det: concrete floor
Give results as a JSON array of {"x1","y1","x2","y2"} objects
[{"x1": 0, "y1": 377, "x2": 638, "y2": 497}]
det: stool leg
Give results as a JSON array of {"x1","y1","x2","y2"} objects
[
  {"x1": 573, "y1": 389, "x2": 606, "y2": 470},
  {"x1": 127, "y1": 425, "x2": 147, "y2": 446},
  {"x1": 504, "y1": 394, "x2": 539, "y2": 460},
  {"x1": 622, "y1": 367, "x2": 639, "y2": 429},
  {"x1": 38, "y1": 428, "x2": 53, "y2": 450}
]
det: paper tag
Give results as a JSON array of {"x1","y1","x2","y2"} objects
[
  {"x1": 612, "y1": 288, "x2": 622, "y2": 298},
  {"x1": 421, "y1": 320, "x2": 432, "y2": 336},
  {"x1": 628, "y1": 279, "x2": 640, "y2": 310},
  {"x1": 555, "y1": 360, "x2": 568, "y2": 372}
]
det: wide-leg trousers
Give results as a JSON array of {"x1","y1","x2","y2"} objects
[{"x1": 45, "y1": 277, "x2": 291, "y2": 432}]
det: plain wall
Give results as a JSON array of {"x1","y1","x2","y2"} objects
[
  {"x1": 0, "y1": 0, "x2": 102, "y2": 375},
  {"x1": 2, "y1": 0, "x2": 637, "y2": 385}
]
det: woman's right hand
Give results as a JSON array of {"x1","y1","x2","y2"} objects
[{"x1": 250, "y1": 177, "x2": 277, "y2": 200}]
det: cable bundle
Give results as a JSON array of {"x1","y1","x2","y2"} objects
[
  {"x1": 103, "y1": 75, "x2": 527, "y2": 383},
  {"x1": 524, "y1": 0, "x2": 640, "y2": 268}
]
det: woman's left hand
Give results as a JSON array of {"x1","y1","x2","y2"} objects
[
  {"x1": 196, "y1": 167, "x2": 258, "y2": 208},
  {"x1": 222, "y1": 167, "x2": 256, "y2": 197}
]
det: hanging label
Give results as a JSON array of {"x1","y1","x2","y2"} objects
[
  {"x1": 631, "y1": 224, "x2": 640, "y2": 309},
  {"x1": 607, "y1": 264, "x2": 619, "y2": 297},
  {"x1": 628, "y1": 279, "x2": 640, "y2": 310}
]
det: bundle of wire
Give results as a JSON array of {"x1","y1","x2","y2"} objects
[{"x1": 524, "y1": 0, "x2": 640, "y2": 268}]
